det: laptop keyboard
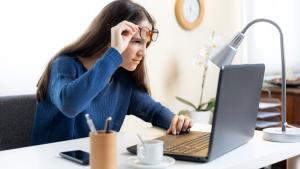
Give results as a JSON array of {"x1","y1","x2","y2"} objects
[{"x1": 165, "y1": 133, "x2": 210, "y2": 154}]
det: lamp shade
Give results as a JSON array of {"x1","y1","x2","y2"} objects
[
  {"x1": 210, "y1": 44, "x2": 236, "y2": 67},
  {"x1": 210, "y1": 32, "x2": 245, "y2": 67}
]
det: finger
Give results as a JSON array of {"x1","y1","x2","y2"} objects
[
  {"x1": 125, "y1": 22, "x2": 139, "y2": 32},
  {"x1": 167, "y1": 115, "x2": 178, "y2": 134},
  {"x1": 167, "y1": 127, "x2": 172, "y2": 134},
  {"x1": 176, "y1": 115, "x2": 185, "y2": 134},
  {"x1": 188, "y1": 120, "x2": 193, "y2": 128},
  {"x1": 123, "y1": 21, "x2": 139, "y2": 31},
  {"x1": 120, "y1": 21, "x2": 138, "y2": 35},
  {"x1": 187, "y1": 120, "x2": 193, "y2": 131},
  {"x1": 182, "y1": 117, "x2": 191, "y2": 132},
  {"x1": 117, "y1": 25, "x2": 133, "y2": 35},
  {"x1": 171, "y1": 115, "x2": 178, "y2": 135},
  {"x1": 120, "y1": 26, "x2": 134, "y2": 36},
  {"x1": 122, "y1": 26, "x2": 138, "y2": 40}
]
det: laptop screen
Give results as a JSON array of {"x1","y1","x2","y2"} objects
[{"x1": 208, "y1": 64, "x2": 265, "y2": 161}]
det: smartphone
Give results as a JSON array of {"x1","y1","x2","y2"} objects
[{"x1": 59, "y1": 150, "x2": 89, "y2": 165}]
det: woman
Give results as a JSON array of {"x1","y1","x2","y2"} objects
[{"x1": 32, "y1": 0, "x2": 192, "y2": 145}]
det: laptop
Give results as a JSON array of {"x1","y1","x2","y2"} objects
[{"x1": 127, "y1": 64, "x2": 265, "y2": 162}]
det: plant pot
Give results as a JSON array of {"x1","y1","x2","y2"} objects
[{"x1": 188, "y1": 110, "x2": 213, "y2": 124}]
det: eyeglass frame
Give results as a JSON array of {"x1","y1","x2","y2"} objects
[{"x1": 138, "y1": 26, "x2": 159, "y2": 42}]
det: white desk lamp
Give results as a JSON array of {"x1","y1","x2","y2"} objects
[{"x1": 210, "y1": 18, "x2": 300, "y2": 142}]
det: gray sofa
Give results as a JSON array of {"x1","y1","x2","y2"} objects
[{"x1": 0, "y1": 94, "x2": 36, "y2": 151}]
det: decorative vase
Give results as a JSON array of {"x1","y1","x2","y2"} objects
[{"x1": 188, "y1": 110, "x2": 213, "y2": 124}]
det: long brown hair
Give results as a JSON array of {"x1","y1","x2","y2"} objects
[{"x1": 36, "y1": 0, "x2": 155, "y2": 101}]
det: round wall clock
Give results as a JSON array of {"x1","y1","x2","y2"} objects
[{"x1": 175, "y1": 0, "x2": 205, "y2": 30}]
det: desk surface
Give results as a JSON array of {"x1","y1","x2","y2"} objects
[{"x1": 1, "y1": 116, "x2": 300, "y2": 169}]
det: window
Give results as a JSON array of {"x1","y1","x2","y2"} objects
[{"x1": 243, "y1": 0, "x2": 300, "y2": 77}]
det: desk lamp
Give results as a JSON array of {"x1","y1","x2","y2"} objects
[{"x1": 210, "y1": 18, "x2": 300, "y2": 142}]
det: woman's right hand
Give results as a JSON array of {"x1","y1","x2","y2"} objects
[{"x1": 110, "y1": 21, "x2": 139, "y2": 54}]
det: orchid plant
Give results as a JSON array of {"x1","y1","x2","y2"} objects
[{"x1": 177, "y1": 31, "x2": 223, "y2": 115}]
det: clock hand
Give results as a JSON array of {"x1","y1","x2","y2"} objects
[
  {"x1": 189, "y1": 6, "x2": 193, "y2": 20},
  {"x1": 190, "y1": 8, "x2": 198, "y2": 17}
]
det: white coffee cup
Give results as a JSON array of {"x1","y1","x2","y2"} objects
[{"x1": 137, "y1": 139, "x2": 164, "y2": 165}]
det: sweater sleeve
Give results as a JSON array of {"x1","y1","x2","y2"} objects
[
  {"x1": 128, "y1": 88, "x2": 175, "y2": 129},
  {"x1": 49, "y1": 47, "x2": 122, "y2": 117}
]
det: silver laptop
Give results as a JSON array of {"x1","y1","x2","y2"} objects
[{"x1": 127, "y1": 64, "x2": 265, "y2": 162}]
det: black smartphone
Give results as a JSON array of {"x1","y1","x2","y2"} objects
[{"x1": 59, "y1": 150, "x2": 90, "y2": 165}]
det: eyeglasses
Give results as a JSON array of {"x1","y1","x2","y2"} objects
[{"x1": 138, "y1": 27, "x2": 159, "y2": 42}]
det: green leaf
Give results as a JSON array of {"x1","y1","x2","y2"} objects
[
  {"x1": 178, "y1": 110, "x2": 189, "y2": 116},
  {"x1": 205, "y1": 102, "x2": 215, "y2": 111},
  {"x1": 197, "y1": 98, "x2": 216, "y2": 111},
  {"x1": 205, "y1": 99, "x2": 216, "y2": 111},
  {"x1": 197, "y1": 101, "x2": 208, "y2": 111},
  {"x1": 175, "y1": 96, "x2": 197, "y2": 110}
]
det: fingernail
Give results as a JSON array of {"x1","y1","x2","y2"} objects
[{"x1": 172, "y1": 131, "x2": 176, "y2": 135}]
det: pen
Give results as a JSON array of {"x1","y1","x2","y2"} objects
[
  {"x1": 85, "y1": 114, "x2": 97, "y2": 133},
  {"x1": 104, "y1": 116, "x2": 112, "y2": 133}
]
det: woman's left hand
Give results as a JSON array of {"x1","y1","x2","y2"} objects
[{"x1": 167, "y1": 115, "x2": 193, "y2": 135}]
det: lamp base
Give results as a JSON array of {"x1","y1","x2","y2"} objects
[{"x1": 263, "y1": 127, "x2": 300, "y2": 142}]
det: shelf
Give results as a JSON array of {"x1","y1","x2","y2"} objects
[
  {"x1": 259, "y1": 102, "x2": 281, "y2": 110},
  {"x1": 256, "y1": 120, "x2": 280, "y2": 130},
  {"x1": 257, "y1": 112, "x2": 281, "y2": 119},
  {"x1": 261, "y1": 87, "x2": 300, "y2": 124}
]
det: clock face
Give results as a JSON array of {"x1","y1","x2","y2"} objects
[
  {"x1": 175, "y1": 0, "x2": 205, "y2": 30},
  {"x1": 183, "y1": 0, "x2": 200, "y2": 23}
]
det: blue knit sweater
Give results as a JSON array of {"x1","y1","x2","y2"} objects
[{"x1": 32, "y1": 48, "x2": 174, "y2": 145}]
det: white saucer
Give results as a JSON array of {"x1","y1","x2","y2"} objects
[{"x1": 128, "y1": 156, "x2": 175, "y2": 169}]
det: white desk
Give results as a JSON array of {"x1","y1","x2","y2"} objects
[{"x1": 1, "y1": 117, "x2": 300, "y2": 169}]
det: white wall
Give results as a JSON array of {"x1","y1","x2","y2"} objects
[
  {"x1": 0, "y1": 0, "x2": 112, "y2": 96},
  {"x1": 0, "y1": 0, "x2": 243, "y2": 113},
  {"x1": 243, "y1": 0, "x2": 300, "y2": 76}
]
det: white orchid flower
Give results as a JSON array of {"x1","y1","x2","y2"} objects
[{"x1": 196, "y1": 31, "x2": 223, "y2": 67}]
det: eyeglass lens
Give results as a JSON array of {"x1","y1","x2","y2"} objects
[{"x1": 139, "y1": 27, "x2": 159, "y2": 42}]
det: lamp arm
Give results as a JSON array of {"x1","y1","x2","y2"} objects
[{"x1": 241, "y1": 18, "x2": 287, "y2": 131}]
